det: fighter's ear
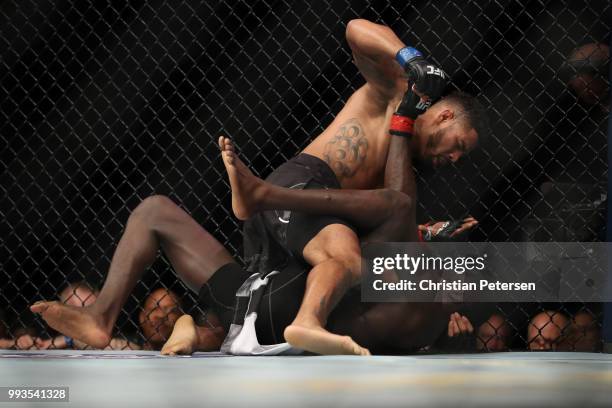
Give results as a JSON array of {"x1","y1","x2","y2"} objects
[{"x1": 437, "y1": 108, "x2": 455, "y2": 123}]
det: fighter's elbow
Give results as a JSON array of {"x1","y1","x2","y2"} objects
[
  {"x1": 346, "y1": 19, "x2": 371, "y2": 49},
  {"x1": 346, "y1": 19, "x2": 397, "y2": 52},
  {"x1": 346, "y1": 18, "x2": 366, "y2": 32},
  {"x1": 345, "y1": 19, "x2": 361, "y2": 47}
]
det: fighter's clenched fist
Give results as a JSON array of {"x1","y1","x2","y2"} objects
[
  {"x1": 389, "y1": 47, "x2": 448, "y2": 138},
  {"x1": 396, "y1": 46, "x2": 448, "y2": 101}
]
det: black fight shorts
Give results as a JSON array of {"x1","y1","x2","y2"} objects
[
  {"x1": 259, "y1": 153, "x2": 356, "y2": 259},
  {"x1": 198, "y1": 259, "x2": 308, "y2": 345}
]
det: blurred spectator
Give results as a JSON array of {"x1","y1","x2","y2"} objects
[
  {"x1": 476, "y1": 314, "x2": 512, "y2": 352},
  {"x1": 564, "y1": 43, "x2": 609, "y2": 111},
  {"x1": 13, "y1": 327, "x2": 40, "y2": 350},
  {"x1": 527, "y1": 310, "x2": 570, "y2": 351},
  {"x1": 59, "y1": 281, "x2": 99, "y2": 307},
  {"x1": 0, "y1": 308, "x2": 47, "y2": 350},
  {"x1": 559, "y1": 310, "x2": 601, "y2": 352},
  {"x1": 430, "y1": 312, "x2": 476, "y2": 353},
  {"x1": 139, "y1": 288, "x2": 183, "y2": 350},
  {"x1": 0, "y1": 338, "x2": 12, "y2": 349}
]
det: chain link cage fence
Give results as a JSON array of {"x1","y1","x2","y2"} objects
[{"x1": 0, "y1": 0, "x2": 610, "y2": 352}]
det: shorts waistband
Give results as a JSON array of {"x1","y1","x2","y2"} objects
[{"x1": 279, "y1": 153, "x2": 340, "y2": 187}]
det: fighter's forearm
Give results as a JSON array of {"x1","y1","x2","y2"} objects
[
  {"x1": 384, "y1": 135, "x2": 417, "y2": 198},
  {"x1": 346, "y1": 19, "x2": 405, "y2": 61}
]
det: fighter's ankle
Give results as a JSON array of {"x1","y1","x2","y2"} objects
[
  {"x1": 86, "y1": 307, "x2": 115, "y2": 333},
  {"x1": 288, "y1": 319, "x2": 325, "y2": 330},
  {"x1": 253, "y1": 181, "x2": 272, "y2": 206}
]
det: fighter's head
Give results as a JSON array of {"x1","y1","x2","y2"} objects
[
  {"x1": 413, "y1": 92, "x2": 488, "y2": 168},
  {"x1": 139, "y1": 288, "x2": 182, "y2": 346}
]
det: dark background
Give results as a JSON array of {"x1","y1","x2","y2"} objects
[{"x1": 1, "y1": 0, "x2": 609, "y2": 346}]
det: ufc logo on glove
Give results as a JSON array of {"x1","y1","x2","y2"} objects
[
  {"x1": 415, "y1": 100, "x2": 432, "y2": 110},
  {"x1": 427, "y1": 65, "x2": 445, "y2": 77}
]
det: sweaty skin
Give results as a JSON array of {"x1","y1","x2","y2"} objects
[
  {"x1": 303, "y1": 85, "x2": 403, "y2": 190},
  {"x1": 303, "y1": 20, "x2": 410, "y2": 190}
]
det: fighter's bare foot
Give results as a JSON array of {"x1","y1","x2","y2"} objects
[
  {"x1": 218, "y1": 136, "x2": 269, "y2": 220},
  {"x1": 284, "y1": 324, "x2": 371, "y2": 356},
  {"x1": 160, "y1": 315, "x2": 198, "y2": 356},
  {"x1": 30, "y1": 301, "x2": 111, "y2": 349}
]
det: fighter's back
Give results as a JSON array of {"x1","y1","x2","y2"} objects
[
  {"x1": 301, "y1": 19, "x2": 409, "y2": 190},
  {"x1": 302, "y1": 82, "x2": 404, "y2": 190}
]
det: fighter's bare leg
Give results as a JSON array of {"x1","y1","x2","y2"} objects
[
  {"x1": 280, "y1": 225, "x2": 370, "y2": 355},
  {"x1": 219, "y1": 136, "x2": 416, "y2": 241},
  {"x1": 31, "y1": 196, "x2": 235, "y2": 348}
]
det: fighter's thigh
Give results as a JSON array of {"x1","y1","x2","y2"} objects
[
  {"x1": 134, "y1": 195, "x2": 235, "y2": 289},
  {"x1": 302, "y1": 223, "x2": 361, "y2": 273}
]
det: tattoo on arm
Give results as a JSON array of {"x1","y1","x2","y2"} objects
[{"x1": 323, "y1": 118, "x2": 369, "y2": 181}]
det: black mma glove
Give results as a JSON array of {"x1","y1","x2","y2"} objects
[
  {"x1": 389, "y1": 47, "x2": 448, "y2": 138},
  {"x1": 422, "y1": 220, "x2": 464, "y2": 242},
  {"x1": 389, "y1": 87, "x2": 429, "y2": 137},
  {"x1": 396, "y1": 47, "x2": 448, "y2": 101}
]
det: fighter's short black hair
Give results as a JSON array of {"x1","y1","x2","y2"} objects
[{"x1": 441, "y1": 91, "x2": 490, "y2": 143}]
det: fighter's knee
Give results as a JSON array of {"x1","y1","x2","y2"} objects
[
  {"x1": 380, "y1": 189, "x2": 413, "y2": 218},
  {"x1": 130, "y1": 195, "x2": 177, "y2": 224}
]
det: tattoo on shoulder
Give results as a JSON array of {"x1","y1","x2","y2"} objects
[{"x1": 323, "y1": 118, "x2": 369, "y2": 181}]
